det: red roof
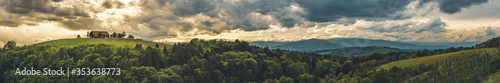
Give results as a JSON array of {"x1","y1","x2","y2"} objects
[
  {"x1": 90, "y1": 31, "x2": 109, "y2": 35},
  {"x1": 101, "y1": 32, "x2": 109, "y2": 35}
]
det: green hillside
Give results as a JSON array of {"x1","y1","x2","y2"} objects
[
  {"x1": 33, "y1": 38, "x2": 170, "y2": 48},
  {"x1": 483, "y1": 70, "x2": 500, "y2": 83},
  {"x1": 375, "y1": 48, "x2": 499, "y2": 71}
]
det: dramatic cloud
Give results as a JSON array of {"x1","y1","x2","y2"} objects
[
  {"x1": 101, "y1": 0, "x2": 125, "y2": 9},
  {"x1": 0, "y1": 0, "x2": 98, "y2": 28},
  {"x1": 0, "y1": 0, "x2": 492, "y2": 33},
  {"x1": 3, "y1": 0, "x2": 91, "y2": 18},
  {"x1": 420, "y1": 0, "x2": 489, "y2": 14},
  {"x1": 358, "y1": 17, "x2": 447, "y2": 33},
  {"x1": 61, "y1": 18, "x2": 103, "y2": 30},
  {"x1": 153, "y1": 18, "x2": 500, "y2": 43},
  {"x1": 0, "y1": 0, "x2": 498, "y2": 46},
  {"x1": 295, "y1": 0, "x2": 413, "y2": 22},
  {"x1": 295, "y1": 0, "x2": 490, "y2": 22}
]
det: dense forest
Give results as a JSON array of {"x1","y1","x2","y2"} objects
[{"x1": 0, "y1": 37, "x2": 499, "y2": 83}]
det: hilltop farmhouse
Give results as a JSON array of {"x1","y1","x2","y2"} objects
[{"x1": 88, "y1": 31, "x2": 126, "y2": 38}]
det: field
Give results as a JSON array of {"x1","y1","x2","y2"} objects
[
  {"x1": 33, "y1": 38, "x2": 170, "y2": 48},
  {"x1": 374, "y1": 48, "x2": 499, "y2": 71}
]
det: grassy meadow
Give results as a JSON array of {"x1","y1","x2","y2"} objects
[
  {"x1": 374, "y1": 48, "x2": 499, "y2": 71},
  {"x1": 33, "y1": 38, "x2": 170, "y2": 48},
  {"x1": 483, "y1": 69, "x2": 500, "y2": 83}
]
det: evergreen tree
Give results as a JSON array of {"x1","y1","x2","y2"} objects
[
  {"x1": 127, "y1": 35, "x2": 135, "y2": 39},
  {"x1": 3, "y1": 40, "x2": 16, "y2": 50}
]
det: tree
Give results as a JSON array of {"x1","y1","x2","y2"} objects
[
  {"x1": 263, "y1": 60, "x2": 284, "y2": 79},
  {"x1": 341, "y1": 60, "x2": 354, "y2": 73},
  {"x1": 315, "y1": 60, "x2": 339, "y2": 77},
  {"x1": 158, "y1": 68, "x2": 183, "y2": 83},
  {"x1": 155, "y1": 43, "x2": 160, "y2": 48},
  {"x1": 77, "y1": 34, "x2": 81, "y2": 38},
  {"x1": 236, "y1": 41, "x2": 250, "y2": 52},
  {"x1": 297, "y1": 74, "x2": 317, "y2": 83},
  {"x1": 370, "y1": 70, "x2": 390, "y2": 83},
  {"x1": 3, "y1": 40, "x2": 16, "y2": 50},
  {"x1": 278, "y1": 76, "x2": 294, "y2": 83},
  {"x1": 399, "y1": 54, "x2": 408, "y2": 60},
  {"x1": 263, "y1": 79, "x2": 278, "y2": 83},
  {"x1": 360, "y1": 78, "x2": 371, "y2": 83},
  {"x1": 285, "y1": 62, "x2": 308, "y2": 77},
  {"x1": 389, "y1": 66, "x2": 402, "y2": 81},
  {"x1": 389, "y1": 66, "x2": 402, "y2": 76},
  {"x1": 128, "y1": 35, "x2": 135, "y2": 39},
  {"x1": 119, "y1": 31, "x2": 126, "y2": 38},
  {"x1": 163, "y1": 46, "x2": 168, "y2": 54}
]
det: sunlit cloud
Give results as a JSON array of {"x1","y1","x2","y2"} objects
[{"x1": 0, "y1": 0, "x2": 499, "y2": 46}]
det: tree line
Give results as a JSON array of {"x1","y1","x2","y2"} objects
[{"x1": 0, "y1": 37, "x2": 499, "y2": 83}]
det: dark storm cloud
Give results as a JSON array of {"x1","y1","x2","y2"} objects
[
  {"x1": 133, "y1": 0, "x2": 297, "y2": 34},
  {"x1": 52, "y1": 5, "x2": 90, "y2": 18},
  {"x1": 0, "y1": 0, "x2": 493, "y2": 39},
  {"x1": 101, "y1": 0, "x2": 125, "y2": 9},
  {"x1": 0, "y1": 20, "x2": 23, "y2": 27},
  {"x1": 0, "y1": 0, "x2": 95, "y2": 28},
  {"x1": 137, "y1": 0, "x2": 490, "y2": 35},
  {"x1": 170, "y1": 0, "x2": 216, "y2": 17},
  {"x1": 219, "y1": 0, "x2": 296, "y2": 30},
  {"x1": 279, "y1": 17, "x2": 299, "y2": 27},
  {"x1": 201, "y1": 21, "x2": 214, "y2": 27},
  {"x1": 420, "y1": 0, "x2": 489, "y2": 14},
  {"x1": 52, "y1": 0, "x2": 63, "y2": 2},
  {"x1": 102, "y1": 1, "x2": 113, "y2": 8},
  {"x1": 135, "y1": 0, "x2": 205, "y2": 31},
  {"x1": 295, "y1": 0, "x2": 490, "y2": 22},
  {"x1": 3, "y1": 0, "x2": 90, "y2": 17},
  {"x1": 295, "y1": 0, "x2": 413, "y2": 22},
  {"x1": 61, "y1": 18, "x2": 103, "y2": 30},
  {"x1": 4, "y1": 0, "x2": 55, "y2": 14}
]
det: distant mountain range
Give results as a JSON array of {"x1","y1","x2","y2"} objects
[
  {"x1": 249, "y1": 38, "x2": 481, "y2": 52},
  {"x1": 313, "y1": 46, "x2": 404, "y2": 57}
]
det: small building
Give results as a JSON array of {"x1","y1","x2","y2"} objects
[{"x1": 88, "y1": 31, "x2": 110, "y2": 38}]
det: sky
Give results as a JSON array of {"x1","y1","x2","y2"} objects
[{"x1": 0, "y1": 0, "x2": 499, "y2": 46}]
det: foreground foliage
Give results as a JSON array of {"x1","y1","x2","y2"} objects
[{"x1": 0, "y1": 38, "x2": 499, "y2": 83}]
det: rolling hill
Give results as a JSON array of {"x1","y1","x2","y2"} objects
[
  {"x1": 484, "y1": 70, "x2": 500, "y2": 83},
  {"x1": 314, "y1": 46, "x2": 404, "y2": 57},
  {"x1": 374, "y1": 48, "x2": 499, "y2": 71},
  {"x1": 33, "y1": 38, "x2": 170, "y2": 48},
  {"x1": 405, "y1": 41, "x2": 481, "y2": 47},
  {"x1": 271, "y1": 39, "x2": 342, "y2": 52},
  {"x1": 250, "y1": 38, "x2": 452, "y2": 52}
]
